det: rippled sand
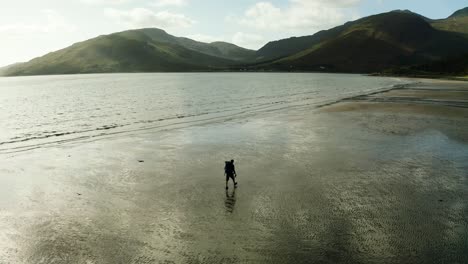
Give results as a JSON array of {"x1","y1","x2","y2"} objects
[{"x1": 0, "y1": 79, "x2": 467, "y2": 263}]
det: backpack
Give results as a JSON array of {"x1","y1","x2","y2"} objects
[{"x1": 224, "y1": 161, "x2": 233, "y2": 174}]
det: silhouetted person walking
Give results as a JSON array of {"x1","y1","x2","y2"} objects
[{"x1": 225, "y1": 159, "x2": 237, "y2": 190}]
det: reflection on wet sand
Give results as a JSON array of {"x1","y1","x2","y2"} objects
[
  {"x1": 225, "y1": 188, "x2": 236, "y2": 213},
  {"x1": 0, "y1": 80, "x2": 467, "y2": 263}
]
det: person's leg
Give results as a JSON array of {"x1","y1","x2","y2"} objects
[
  {"x1": 229, "y1": 175, "x2": 237, "y2": 187},
  {"x1": 226, "y1": 174, "x2": 229, "y2": 189},
  {"x1": 233, "y1": 175, "x2": 238, "y2": 186}
]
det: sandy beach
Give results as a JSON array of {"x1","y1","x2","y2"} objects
[{"x1": 0, "y1": 78, "x2": 467, "y2": 263}]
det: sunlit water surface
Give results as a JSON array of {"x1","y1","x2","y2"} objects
[{"x1": 0, "y1": 73, "x2": 404, "y2": 153}]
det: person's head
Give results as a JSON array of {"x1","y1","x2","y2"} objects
[{"x1": 231, "y1": 159, "x2": 234, "y2": 163}]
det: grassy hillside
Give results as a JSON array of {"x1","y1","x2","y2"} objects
[
  {"x1": 253, "y1": 11, "x2": 468, "y2": 73},
  {"x1": 0, "y1": 63, "x2": 24, "y2": 75},
  {"x1": 255, "y1": 10, "x2": 431, "y2": 62},
  {"x1": 431, "y1": 7, "x2": 468, "y2": 34},
  {"x1": 449, "y1": 7, "x2": 468, "y2": 18},
  {"x1": 256, "y1": 35, "x2": 327, "y2": 61},
  {"x1": 3, "y1": 30, "x2": 240, "y2": 76},
  {"x1": 255, "y1": 23, "x2": 354, "y2": 61},
  {"x1": 124, "y1": 28, "x2": 255, "y2": 61},
  {"x1": 208, "y1": 42, "x2": 256, "y2": 61}
]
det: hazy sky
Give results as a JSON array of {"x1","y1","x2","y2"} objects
[{"x1": 0, "y1": 0, "x2": 466, "y2": 66}]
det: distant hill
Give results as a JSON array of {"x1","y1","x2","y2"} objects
[
  {"x1": 431, "y1": 7, "x2": 468, "y2": 34},
  {"x1": 449, "y1": 7, "x2": 468, "y2": 18},
  {"x1": 255, "y1": 35, "x2": 329, "y2": 62},
  {"x1": 255, "y1": 10, "x2": 433, "y2": 62},
  {"x1": 131, "y1": 28, "x2": 255, "y2": 61},
  {"x1": 0, "y1": 63, "x2": 25, "y2": 75},
  {"x1": 391, "y1": 9, "x2": 432, "y2": 21},
  {"x1": 255, "y1": 18, "x2": 364, "y2": 62},
  {"x1": 252, "y1": 10, "x2": 468, "y2": 73},
  {"x1": 209, "y1": 41, "x2": 256, "y2": 61},
  {"x1": 4, "y1": 7, "x2": 468, "y2": 76},
  {"x1": 3, "y1": 29, "x2": 254, "y2": 76}
]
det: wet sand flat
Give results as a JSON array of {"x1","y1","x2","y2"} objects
[{"x1": 1, "y1": 79, "x2": 468, "y2": 263}]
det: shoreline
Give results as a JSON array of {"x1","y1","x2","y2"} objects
[
  {"x1": 326, "y1": 78, "x2": 468, "y2": 110},
  {"x1": 2, "y1": 70, "x2": 467, "y2": 82},
  {"x1": 369, "y1": 73, "x2": 468, "y2": 82}
]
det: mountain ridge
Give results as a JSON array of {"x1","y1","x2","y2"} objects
[
  {"x1": 251, "y1": 9, "x2": 468, "y2": 73},
  {"x1": 134, "y1": 28, "x2": 255, "y2": 61},
  {"x1": 431, "y1": 7, "x2": 468, "y2": 34},
  {"x1": 449, "y1": 7, "x2": 468, "y2": 18},
  {"x1": 3, "y1": 31, "x2": 238, "y2": 76},
  {"x1": 3, "y1": 6, "x2": 468, "y2": 76}
]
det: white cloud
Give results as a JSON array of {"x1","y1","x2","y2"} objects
[
  {"x1": 151, "y1": 0, "x2": 188, "y2": 8},
  {"x1": 0, "y1": 9, "x2": 76, "y2": 35},
  {"x1": 80, "y1": 0, "x2": 130, "y2": 5},
  {"x1": 105, "y1": 8, "x2": 195, "y2": 29},
  {"x1": 234, "y1": 0, "x2": 361, "y2": 34}
]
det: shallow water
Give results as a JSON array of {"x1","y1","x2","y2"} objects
[
  {"x1": 0, "y1": 73, "x2": 403, "y2": 153},
  {"x1": 1, "y1": 74, "x2": 466, "y2": 264}
]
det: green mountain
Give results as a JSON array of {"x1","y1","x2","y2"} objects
[
  {"x1": 255, "y1": 10, "x2": 431, "y2": 62},
  {"x1": 431, "y1": 7, "x2": 468, "y2": 34},
  {"x1": 128, "y1": 28, "x2": 255, "y2": 61},
  {"x1": 0, "y1": 63, "x2": 23, "y2": 75},
  {"x1": 449, "y1": 7, "x2": 468, "y2": 18},
  {"x1": 255, "y1": 35, "x2": 329, "y2": 61},
  {"x1": 208, "y1": 41, "x2": 256, "y2": 61},
  {"x1": 4, "y1": 7, "x2": 468, "y2": 76},
  {"x1": 3, "y1": 29, "x2": 254, "y2": 76},
  {"x1": 252, "y1": 10, "x2": 468, "y2": 73}
]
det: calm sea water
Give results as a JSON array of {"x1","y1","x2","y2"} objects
[{"x1": 0, "y1": 73, "x2": 405, "y2": 153}]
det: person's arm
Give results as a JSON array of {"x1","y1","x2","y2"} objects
[{"x1": 233, "y1": 165, "x2": 237, "y2": 176}]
